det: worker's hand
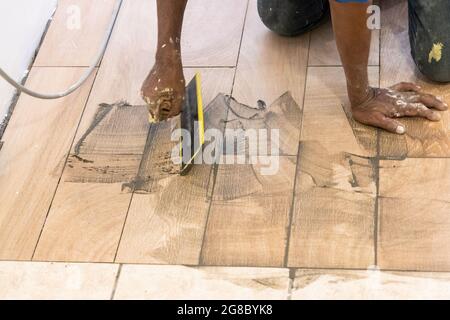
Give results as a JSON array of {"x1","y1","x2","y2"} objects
[
  {"x1": 141, "y1": 54, "x2": 185, "y2": 122},
  {"x1": 352, "y1": 82, "x2": 448, "y2": 134}
]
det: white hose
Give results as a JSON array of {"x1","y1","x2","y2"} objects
[{"x1": 0, "y1": 0, "x2": 123, "y2": 100}]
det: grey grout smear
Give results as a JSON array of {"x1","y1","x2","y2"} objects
[{"x1": 62, "y1": 93, "x2": 310, "y2": 196}]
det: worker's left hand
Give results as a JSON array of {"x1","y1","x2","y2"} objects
[{"x1": 352, "y1": 82, "x2": 448, "y2": 134}]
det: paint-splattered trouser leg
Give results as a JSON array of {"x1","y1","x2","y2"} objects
[
  {"x1": 257, "y1": 0, "x2": 329, "y2": 36},
  {"x1": 409, "y1": 0, "x2": 450, "y2": 82}
]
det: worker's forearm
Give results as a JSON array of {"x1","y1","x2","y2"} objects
[
  {"x1": 155, "y1": 0, "x2": 188, "y2": 61},
  {"x1": 330, "y1": 0, "x2": 373, "y2": 106}
]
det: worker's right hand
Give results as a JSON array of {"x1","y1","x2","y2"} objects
[
  {"x1": 141, "y1": 53, "x2": 185, "y2": 122},
  {"x1": 351, "y1": 82, "x2": 448, "y2": 134}
]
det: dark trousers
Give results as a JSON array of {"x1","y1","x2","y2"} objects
[{"x1": 258, "y1": 0, "x2": 450, "y2": 82}]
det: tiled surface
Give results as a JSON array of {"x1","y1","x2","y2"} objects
[
  {"x1": 292, "y1": 269, "x2": 450, "y2": 300},
  {"x1": 0, "y1": 261, "x2": 118, "y2": 300},
  {"x1": 378, "y1": 159, "x2": 450, "y2": 271},
  {"x1": 114, "y1": 265, "x2": 290, "y2": 300},
  {"x1": 2, "y1": 262, "x2": 450, "y2": 300},
  {"x1": 0, "y1": 0, "x2": 449, "y2": 299},
  {"x1": 308, "y1": 19, "x2": 380, "y2": 66}
]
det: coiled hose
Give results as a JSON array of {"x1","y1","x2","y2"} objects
[{"x1": 0, "y1": 0, "x2": 122, "y2": 99}]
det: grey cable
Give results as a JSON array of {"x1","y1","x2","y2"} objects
[{"x1": 0, "y1": 0, "x2": 122, "y2": 100}]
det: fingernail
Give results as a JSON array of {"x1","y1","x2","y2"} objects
[{"x1": 396, "y1": 126, "x2": 406, "y2": 135}]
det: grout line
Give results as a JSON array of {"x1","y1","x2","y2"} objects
[
  {"x1": 32, "y1": 65, "x2": 101, "y2": 68},
  {"x1": 287, "y1": 268, "x2": 296, "y2": 300},
  {"x1": 282, "y1": 144, "x2": 301, "y2": 268},
  {"x1": 379, "y1": 0, "x2": 383, "y2": 85},
  {"x1": 112, "y1": 194, "x2": 134, "y2": 262},
  {"x1": 230, "y1": 0, "x2": 250, "y2": 97},
  {"x1": 373, "y1": 129, "x2": 381, "y2": 266},
  {"x1": 308, "y1": 64, "x2": 381, "y2": 68},
  {"x1": 197, "y1": 162, "x2": 219, "y2": 265},
  {"x1": 8, "y1": 258, "x2": 118, "y2": 265},
  {"x1": 284, "y1": 266, "x2": 450, "y2": 274},
  {"x1": 198, "y1": 0, "x2": 250, "y2": 266},
  {"x1": 379, "y1": 195, "x2": 450, "y2": 205},
  {"x1": 373, "y1": 21, "x2": 382, "y2": 267},
  {"x1": 283, "y1": 32, "x2": 312, "y2": 268},
  {"x1": 113, "y1": 109, "x2": 171, "y2": 262},
  {"x1": 30, "y1": 0, "x2": 124, "y2": 260},
  {"x1": 379, "y1": 156, "x2": 450, "y2": 160},
  {"x1": 110, "y1": 264, "x2": 123, "y2": 300},
  {"x1": 3, "y1": 258, "x2": 450, "y2": 275},
  {"x1": 112, "y1": 129, "x2": 151, "y2": 262},
  {"x1": 183, "y1": 66, "x2": 237, "y2": 69},
  {"x1": 0, "y1": 89, "x2": 22, "y2": 140}
]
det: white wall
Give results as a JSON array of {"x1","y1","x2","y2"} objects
[{"x1": 0, "y1": 0, "x2": 57, "y2": 126}]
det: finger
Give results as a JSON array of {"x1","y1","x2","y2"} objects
[
  {"x1": 390, "y1": 82, "x2": 422, "y2": 93},
  {"x1": 410, "y1": 93, "x2": 448, "y2": 111},
  {"x1": 436, "y1": 96, "x2": 449, "y2": 110},
  {"x1": 370, "y1": 112, "x2": 406, "y2": 134},
  {"x1": 402, "y1": 103, "x2": 441, "y2": 121},
  {"x1": 142, "y1": 94, "x2": 157, "y2": 123},
  {"x1": 168, "y1": 95, "x2": 184, "y2": 118}
]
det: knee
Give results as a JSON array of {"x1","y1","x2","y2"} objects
[
  {"x1": 257, "y1": 0, "x2": 329, "y2": 37},
  {"x1": 410, "y1": 41, "x2": 450, "y2": 83},
  {"x1": 408, "y1": 1, "x2": 450, "y2": 83},
  {"x1": 419, "y1": 65, "x2": 450, "y2": 83}
]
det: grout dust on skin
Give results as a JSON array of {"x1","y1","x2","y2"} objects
[{"x1": 395, "y1": 100, "x2": 407, "y2": 107}]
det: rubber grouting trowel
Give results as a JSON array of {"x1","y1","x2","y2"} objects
[{"x1": 179, "y1": 73, "x2": 205, "y2": 175}]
